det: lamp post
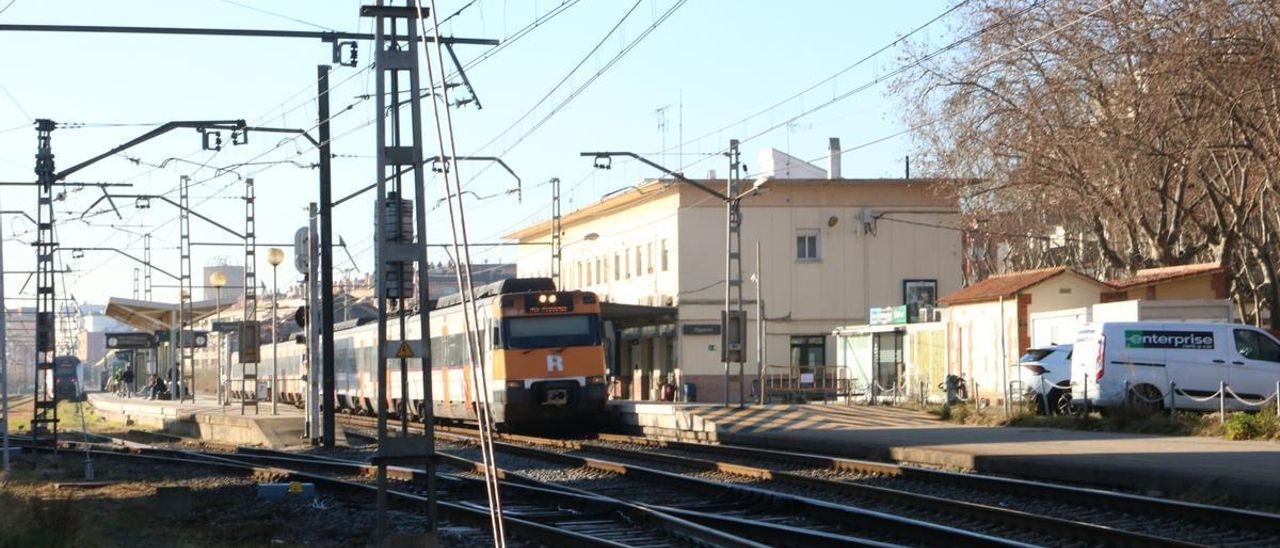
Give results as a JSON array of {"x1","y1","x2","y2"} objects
[
  {"x1": 266, "y1": 247, "x2": 285, "y2": 415},
  {"x1": 209, "y1": 271, "x2": 227, "y2": 406}
]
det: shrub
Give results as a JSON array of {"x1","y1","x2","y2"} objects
[{"x1": 1224, "y1": 411, "x2": 1280, "y2": 441}]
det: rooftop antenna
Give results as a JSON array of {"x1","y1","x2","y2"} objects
[{"x1": 655, "y1": 104, "x2": 670, "y2": 167}]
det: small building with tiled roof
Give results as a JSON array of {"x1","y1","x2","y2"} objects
[
  {"x1": 939, "y1": 267, "x2": 1110, "y2": 405},
  {"x1": 1101, "y1": 262, "x2": 1227, "y2": 303}
]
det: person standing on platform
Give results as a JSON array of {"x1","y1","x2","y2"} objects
[{"x1": 121, "y1": 366, "x2": 135, "y2": 398}]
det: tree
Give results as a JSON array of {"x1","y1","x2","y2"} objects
[{"x1": 896, "y1": 0, "x2": 1280, "y2": 328}]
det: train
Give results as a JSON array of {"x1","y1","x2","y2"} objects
[
  {"x1": 225, "y1": 278, "x2": 608, "y2": 429},
  {"x1": 42, "y1": 355, "x2": 84, "y2": 402}
]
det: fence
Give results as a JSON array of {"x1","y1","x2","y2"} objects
[{"x1": 758, "y1": 365, "x2": 854, "y2": 404}]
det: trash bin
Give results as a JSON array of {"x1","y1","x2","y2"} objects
[{"x1": 681, "y1": 382, "x2": 697, "y2": 402}]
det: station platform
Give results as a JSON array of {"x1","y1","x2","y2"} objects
[
  {"x1": 85, "y1": 392, "x2": 325, "y2": 449},
  {"x1": 604, "y1": 400, "x2": 1280, "y2": 506}
]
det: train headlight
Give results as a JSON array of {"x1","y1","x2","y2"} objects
[
  {"x1": 538, "y1": 294, "x2": 547, "y2": 303},
  {"x1": 548, "y1": 294, "x2": 557, "y2": 303},
  {"x1": 506, "y1": 380, "x2": 523, "y2": 389},
  {"x1": 587, "y1": 375, "x2": 604, "y2": 384}
]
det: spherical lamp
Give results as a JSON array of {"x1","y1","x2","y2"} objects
[{"x1": 266, "y1": 248, "x2": 285, "y2": 267}]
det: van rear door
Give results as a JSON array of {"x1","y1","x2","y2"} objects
[{"x1": 1070, "y1": 327, "x2": 1104, "y2": 399}]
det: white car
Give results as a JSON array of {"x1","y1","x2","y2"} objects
[
  {"x1": 1070, "y1": 322, "x2": 1280, "y2": 411},
  {"x1": 1019, "y1": 345, "x2": 1073, "y2": 414}
]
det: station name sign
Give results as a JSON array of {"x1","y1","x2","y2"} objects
[
  {"x1": 1124, "y1": 330, "x2": 1214, "y2": 350},
  {"x1": 682, "y1": 324, "x2": 721, "y2": 335}
]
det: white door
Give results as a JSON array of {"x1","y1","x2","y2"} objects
[
  {"x1": 1130, "y1": 326, "x2": 1213, "y2": 410},
  {"x1": 1229, "y1": 328, "x2": 1280, "y2": 407}
]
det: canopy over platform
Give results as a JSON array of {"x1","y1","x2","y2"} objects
[
  {"x1": 601, "y1": 302, "x2": 677, "y2": 330},
  {"x1": 104, "y1": 296, "x2": 226, "y2": 331}
]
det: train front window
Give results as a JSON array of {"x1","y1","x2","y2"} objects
[{"x1": 503, "y1": 314, "x2": 600, "y2": 349}]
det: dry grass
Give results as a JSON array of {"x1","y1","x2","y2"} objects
[{"x1": 928, "y1": 402, "x2": 1235, "y2": 438}]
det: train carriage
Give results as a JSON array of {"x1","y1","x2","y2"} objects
[{"x1": 236, "y1": 278, "x2": 607, "y2": 429}]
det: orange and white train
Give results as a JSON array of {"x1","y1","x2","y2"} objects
[{"x1": 243, "y1": 278, "x2": 608, "y2": 429}]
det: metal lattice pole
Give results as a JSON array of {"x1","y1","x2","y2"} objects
[
  {"x1": 366, "y1": 2, "x2": 439, "y2": 541},
  {"x1": 143, "y1": 234, "x2": 153, "y2": 301},
  {"x1": 178, "y1": 175, "x2": 195, "y2": 402},
  {"x1": 551, "y1": 176, "x2": 561, "y2": 287},
  {"x1": 242, "y1": 178, "x2": 259, "y2": 414},
  {"x1": 32, "y1": 119, "x2": 58, "y2": 442}
]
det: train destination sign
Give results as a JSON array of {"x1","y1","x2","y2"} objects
[{"x1": 524, "y1": 293, "x2": 574, "y2": 314}]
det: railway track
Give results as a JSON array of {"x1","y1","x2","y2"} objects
[
  {"x1": 571, "y1": 435, "x2": 1280, "y2": 547},
  {"x1": 16, "y1": 433, "x2": 833, "y2": 546},
  {"x1": 341, "y1": 414, "x2": 1280, "y2": 546},
  {"x1": 12, "y1": 437, "x2": 660, "y2": 547},
  {"x1": 342, "y1": 416, "x2": 1024, "y2": 546}
]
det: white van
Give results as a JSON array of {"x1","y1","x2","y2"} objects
[{"x1": 1070, "y1": 322, "x2": 1280, "y2": 411}]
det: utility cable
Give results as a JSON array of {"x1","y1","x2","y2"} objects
[
  {"x1": 471, "y1": 0, "x2": 644, "y2": 157},
  {"x1": 418, "y1": 1, "x2": 505, "y2": 544}
]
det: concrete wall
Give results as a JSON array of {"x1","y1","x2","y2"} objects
[
  {"x1": 511, "y1": 179, "x2": 963, "y2": 403},
  {"x1": 675, "y1": 182, "x2": 962, "y2": 384},
  {"x1": 945, "y1": 273, "x2": 1105, "y2": 402}
]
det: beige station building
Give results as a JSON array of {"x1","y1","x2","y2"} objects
[{"x1": 505, "y1": 144, "x2": 964, "y2": 403}]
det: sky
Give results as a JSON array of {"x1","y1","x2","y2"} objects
[{"x1": 0, "y1": 0, "x2": 959, "y2": 308}]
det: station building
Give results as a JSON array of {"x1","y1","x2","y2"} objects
[{"x1": 504, "y1": 144, "x2": 964, "y2": 403}]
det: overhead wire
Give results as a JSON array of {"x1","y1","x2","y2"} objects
[
  {"x1": 418, "y1": 1, "x2": 505, "y2": 543},
  {"x1": 680, "y1": 0, "x2": 973, "y2": 151},
  {"x1": 469, "y1": 0, "x2": 644, "y2": 157},
  {"x1": 216, "y1": 0, "x2": 336, "y2": 31},
  {"x1": 448, "y1": 0, "x2": 686, "y2": 217}
]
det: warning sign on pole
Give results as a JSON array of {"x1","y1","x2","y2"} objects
[{"x1": 383, "y1": 340, "x2": 423, "y2": 360}]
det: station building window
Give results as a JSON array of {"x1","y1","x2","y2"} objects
[
  {"x1": 661, "y1": 239, "x2": 670, "y2": 271},
  {"x1": 796, "y1": 229, "x2": 820, "y2": 261}
]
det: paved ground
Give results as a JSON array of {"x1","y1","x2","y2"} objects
[
  {"x1": 88, "y1": 392, "x2": 304, "y2": 417},
  {"x1": 87, "y1": 392, "x2": 312, "y2": 447},
  {"x1": 676, "y1": 403, "x2": 1280, "y2": 507}
]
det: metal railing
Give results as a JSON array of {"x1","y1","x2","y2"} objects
[{"x1": 758, "y1": 365, "x2": 853, "y2": 404}]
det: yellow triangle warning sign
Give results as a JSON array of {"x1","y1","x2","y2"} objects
[{"x1": 395, "y1": 341, "x2": 416, "y2": 358}]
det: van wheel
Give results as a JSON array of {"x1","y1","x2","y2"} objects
[
  {"x1": 1127, "y1": 384, "x2": 1164, "y2": 414},
  {"x1": 1052, "y1": 390, "x2": 1076, "y2": 415}
]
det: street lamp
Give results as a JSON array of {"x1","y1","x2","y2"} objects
[
  {"x1": 209, "y1": 271, "x2": 227, "y2": 406},
  {"x1": 266, "y1": 247, "x2": 285, "y2": 415}
]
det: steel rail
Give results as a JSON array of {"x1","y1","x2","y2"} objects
[
  {"x1": 15, "y1": 441, "x2": 627, "y2": 547},
  {"x1": 424, "y1": 430, "x2": 1029, "y2": 547},
  {"x1": 229, "y1": 445, "x2": 888, "y2": 547},
  {"x1": 571, "y1": 442, "x2": 1198, "y2": 548},
  {"x1": 596, "y1": 434, "x2": 1280, "y2": 537}
]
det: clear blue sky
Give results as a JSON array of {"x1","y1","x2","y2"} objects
[{"x1": 0, "y1": 0, "x2": 957, "y2": 307}]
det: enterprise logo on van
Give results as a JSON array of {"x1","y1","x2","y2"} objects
[{"x1": 1123, "y1": 330, "x2": 1214, "y2": 350}]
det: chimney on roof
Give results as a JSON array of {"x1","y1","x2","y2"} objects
[{"x1": 827, "y1": 137, "x2": 841, "y2": 180}]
